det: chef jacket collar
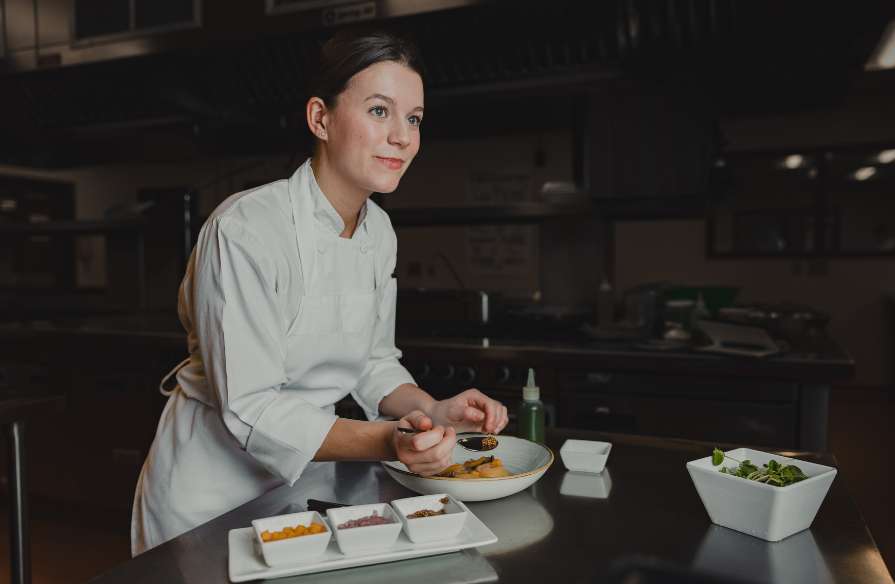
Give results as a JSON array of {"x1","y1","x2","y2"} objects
[{"x1": 308, "y1": 161, "x2": 370, "y2": 238}]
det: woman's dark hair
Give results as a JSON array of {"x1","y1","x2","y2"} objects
[{"x1": 309, "y1": 29, "x2": 425, "y2": 107}]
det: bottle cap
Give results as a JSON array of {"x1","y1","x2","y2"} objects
[{"x1": 523, "y1": 368, "x2": 540, "y2": 401}]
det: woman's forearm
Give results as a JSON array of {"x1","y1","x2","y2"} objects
[
  {"x1": 313, "y1": 418, "x2": 397, "y2": 461},
  {"x1": 378, "y1": 383, "x2": 436, "y2": 419}
]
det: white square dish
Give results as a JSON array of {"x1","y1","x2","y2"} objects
[
  {"x1": 687, "y1": 448, "x2": 837, "y2": 542},
  {"x1": 391, "y1": 493, "x2": 468, "y2": 543},
  {"x1": 229, "y1": 507, "x2": 498, "y2": 582},
  {"x1": 560, "y1": 439, "x2": 612, "y2": 474},
  {"x1": 326, "y1": 503, "x2": 402, "y2": 555},
  {"x1": 251, "y1": 510, "x2": 330, "y2": 566}
]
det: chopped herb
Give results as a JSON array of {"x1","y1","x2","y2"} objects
[{"x1": 710, "y1": 448, "x2": 808, "y2": 487}]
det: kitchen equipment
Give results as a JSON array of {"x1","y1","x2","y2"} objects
[
  {"x1": 665, "y1": 285, "x2": 741, "y2": 317},
  {"x1": 381, "y1": 436, "x2": 554, "y2": 502},
  {"x1": 396, "y1": 428, "x2": 498, "y2": 452},
  {"x1": 396, "y1": 289, "x2": 492, "y2": 329},
  {"x1": 696, "y1": 321, "x2": 779, "y2": 358},
  {"x1": 622, "y1": 283, "x2": 669, "y2": 338},
  {"x1": 687, "y1": 448, "x2": 837, "y2": 541},
  {"x1": 717, "y1": 303, "x2": 830, "y2": 340}
]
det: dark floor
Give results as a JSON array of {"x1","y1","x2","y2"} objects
[{"x1": 0, "y1": 387, "x2": 892, "y2": 584}]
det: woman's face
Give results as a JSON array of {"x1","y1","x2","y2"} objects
[{"x1": 322, "y1": 60, "x2": 424, "y2": 194}]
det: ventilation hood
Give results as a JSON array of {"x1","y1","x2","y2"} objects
[{"x1": 1, "y1": 0, "x2": 892, "y2": 167}]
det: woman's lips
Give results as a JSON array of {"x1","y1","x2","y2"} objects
[{"x1": 376, "y1": 156, "x2": 404, "y2": 170}]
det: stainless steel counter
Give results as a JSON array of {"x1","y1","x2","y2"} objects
[{"x1": 88, "y1": 429, "x2": 892, "y2": 584}]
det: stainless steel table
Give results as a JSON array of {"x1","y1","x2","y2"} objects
[{"x1": 89, "y1": 429, "x2": 893, "y2": 584}]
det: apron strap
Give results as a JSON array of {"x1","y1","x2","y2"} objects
[{"x1": 159, "y1": 357, "x2": 191, "y2": 396}]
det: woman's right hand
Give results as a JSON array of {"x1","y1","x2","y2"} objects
[{"x1": 392, "y1": 410, "x2": 456, "y2": 477}]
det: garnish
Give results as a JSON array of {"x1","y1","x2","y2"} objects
[{"x1": 711, "y1": 448, "x2": 808, "y2": 487}]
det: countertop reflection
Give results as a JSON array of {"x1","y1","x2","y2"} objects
[{"x1": 89, "y1": 429, "x2": 892, "y2": 584}]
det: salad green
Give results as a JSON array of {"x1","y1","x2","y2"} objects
[{"x1": 711, "y1": 448, "x2": 808, "y2": 487}]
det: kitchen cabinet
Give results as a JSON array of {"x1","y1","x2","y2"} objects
[{"x1": 559, "y1": 370, "x2": 799, "y2": 447}]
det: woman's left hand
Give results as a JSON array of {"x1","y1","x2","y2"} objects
[{"x1": 426, "y1": 389, "x2": 509, "y2": 434}]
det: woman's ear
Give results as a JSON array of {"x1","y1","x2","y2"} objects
[{"x1": 306, "y1": 97, "x2": 329, "y2": 141}]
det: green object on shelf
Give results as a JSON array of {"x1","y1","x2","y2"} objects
[{"x1": 665, "y1": 285, "x2": 740, "y2": 317}]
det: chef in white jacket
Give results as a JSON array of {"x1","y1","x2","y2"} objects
[{"x1": 131, "y1": 30, "x2": 509, "y2": 555}]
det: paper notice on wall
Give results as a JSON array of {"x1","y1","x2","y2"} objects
[
  {"x1": 468, "y1": 225, "x2": 539, "y2": 281},
  {"x1": 465, "y1": 171, "x2": 539, "y2": 288}
]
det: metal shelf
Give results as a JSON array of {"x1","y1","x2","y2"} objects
[
  {"x1": 384, "y1": 202, "x2": 594, "y2": 226},
  {"x1": 0, "y1": 219, "x2": 146, "y2": 235}
]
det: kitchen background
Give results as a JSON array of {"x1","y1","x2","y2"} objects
[{"x1": 0, "y1": 0, "x2": 894, "y2": 582}]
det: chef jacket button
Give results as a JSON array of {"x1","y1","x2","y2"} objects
[
  {"x1": 361, "y1": 244, "x2": 370, "y2": 254},
  {"x1": 317, "y1": 243, "x2": 326, "y2": 254}
]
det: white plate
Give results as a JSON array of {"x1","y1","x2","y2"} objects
[
  {"x1": 382, "y1": 435, "x2": 554, "y2": 502},
  {"x1": 228, "y1": 504, "x2": 498, "y2": 582}
]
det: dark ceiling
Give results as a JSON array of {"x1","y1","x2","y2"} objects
[{"x1": 1, "y1": 0, "x2": 892, "y2": 167}]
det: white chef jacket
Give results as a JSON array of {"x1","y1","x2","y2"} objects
[{"x1": 130, "y1": 159, "x2": 415, "y2": 555}]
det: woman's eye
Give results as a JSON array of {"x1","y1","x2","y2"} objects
[
  {"x1": 369, "y1": 105, "x2": 387, "y2": 118},
  {"x1": 408, "y1": 115, "x2": 422, "y2": 127}
]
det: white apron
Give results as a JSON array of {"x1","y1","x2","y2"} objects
[{"x1": 131, "y1": 161, "x2": 406, "y2": 555}]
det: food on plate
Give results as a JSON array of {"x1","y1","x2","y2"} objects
[
  {"x1": 711, "y1": 448, "x2": 808, "y2": 487},
  {"x1": 336, "y1": 510, "x2": 394, "y2": 529},
  {"x1": 407, "y1": 496, "x2": 451, "y2": 518},
  {"x1": 437, "y1": 456, "x2": 512, "y2": 478},
  {"x1": 260, "y1": 522, "x2": 326, "y2": 542}
]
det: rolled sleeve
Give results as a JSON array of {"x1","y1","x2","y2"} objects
[
  {"x1": 351, "y1": 232, "x2": 415, "y2": 421},
  {"x1": 193, "y1": 216, "x2": 336, "y2": 484}
]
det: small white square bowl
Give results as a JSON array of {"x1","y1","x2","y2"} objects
[
  {"x1": 251, "y1": 510, "x2": 331, "y2": 567},
  {"x1": 687, "y1": 448, "x2": 837, "y2": 542},
  {"x1": 560, "y1": 439, "x2": 612, "y2": 474},
  {"x1": 326, "y1": 502, "x2": 402, "y2": 555},
  {"x1": 391, "y1": 493, "x2": 468, "y2": 544}
]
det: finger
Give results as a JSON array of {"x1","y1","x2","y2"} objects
[
  {"x1": 463, "y1": 390, "x2": 502, "y2": 431},
  {"x1": 462, "y1": 406, "x2": 486, "y2": 425},
  {"x1": 403, "y1": 427, "x2": 455, "y2": 470},
  {"x1": 500, "y1": 405, "x2": 509, "y2": 432},
  {"x1": 411, "y1": 426, "x2": 445, "y2": 451},
  {"x1": 402, "y1": 409, "x2": 433, "y2": 432}
]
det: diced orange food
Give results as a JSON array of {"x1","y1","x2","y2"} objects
[{"x1": 260, "y1": 522, "x2": 326, "y2": 542}]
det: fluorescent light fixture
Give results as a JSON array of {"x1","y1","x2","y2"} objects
[
  {"x1": 877, "y1": 149, "x2": 895, "y2": 164},
  {"x1": 782, "y1": 154, "x2": 804, "y2": 169},
  {"x1": 852, "y1": 166, "x2": 877, "y2": 181},
  {"x1": 866, "y1": 19, "x2": 895, "y2": 70}
]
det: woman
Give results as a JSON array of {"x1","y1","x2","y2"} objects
[{"x1": 131, "y1": 30, "x2": 509, "y2": 555}]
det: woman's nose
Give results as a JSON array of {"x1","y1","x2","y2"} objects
[{"x1": 388, "y1": 120, "x2": 411, "y2": 148}]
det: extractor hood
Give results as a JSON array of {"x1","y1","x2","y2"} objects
[{"x1": 1, "y1": 0, "x2": 892, "y2": 167}]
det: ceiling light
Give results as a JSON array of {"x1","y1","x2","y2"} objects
[
  {"x1": 866, "y1": 20, "x2": 895, "y2": 70},
  {"x1": 782, "y1": 154, "x2": 804, "y2": 169},
  {"x1": 877, "y1": 149, "x2": 895, "y2": 164},
  {"x1": 853, "y1": 167, "x2": 877, "y2": 181}
]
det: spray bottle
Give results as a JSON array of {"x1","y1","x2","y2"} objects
[{"x1": 517, "y1": 368, "x2": 545, "y2": 444}]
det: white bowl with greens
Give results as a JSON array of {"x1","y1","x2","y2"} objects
[{"x1": 687, "y1": 448, "x2": 837, "y2": 542}]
